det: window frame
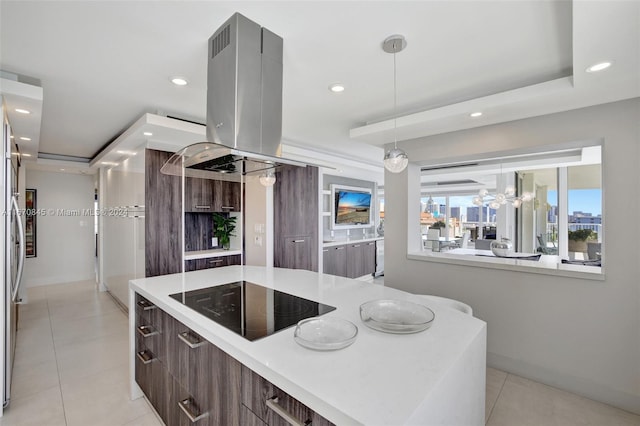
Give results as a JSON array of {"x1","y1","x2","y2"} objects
[{"x1": 411, "y1": 141, "x2": 604, "y2": 280}]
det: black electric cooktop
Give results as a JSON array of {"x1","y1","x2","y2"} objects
[{"x1": 169, "y1": 281, "x2": 336, "y2": 341}]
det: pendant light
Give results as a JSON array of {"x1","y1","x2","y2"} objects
[
  {"x1": 259, "y1": 170, "x2": 276, "y2": 187},
  {"x1": 383, "y1": 35, "x2": 409, "y2": 173}
]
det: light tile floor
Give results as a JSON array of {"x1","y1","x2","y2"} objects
[
  {"x1": 0, "y1": 280, "x2": 161, "y2": 426},
  {"x1": 2, "y1": 280, "x2": 639, "y2": 426}
]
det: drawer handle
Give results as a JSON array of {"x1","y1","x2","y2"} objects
[
  {"x1": 178, "y1": 331, "x2": 206, "y2": 349},
  {"x1": 336, "y1": 247, "x2": 345, "y2": 250},
  {"x1": 368, "y1": 242, "x2": 375, "y2": 245},
  {"x1": 292, "y1": 240, "x2": 305, "y2": 243},
  {"x1": 266, "y1": 396, "x2": 311, "y2": 426},
  {"x1": 136, "y1": 350, "x2": 154, "y2": 365},
  {"x1": 194, "y1": 205, "x2": 211, "y2": 209},
  {"x1": 221, "y1": 206, "x2": 235, "y2": 210},
  {"x1": 178, "y1": 397, "x2": 209, "y2": 423},
  {"x1": 136, "y1": 325, "x2": 158, "y2": 337},
  {"x1": 136, "y1": 299, "x2": 155, "y2": 311},
  {"x1": 208, "y1": 259, "x2": 224, "y2": 264},
  {"x1": 352, "y1": 244, "x2": 361, "y2": 247},
  {"x1": 322, "y1": 249, "x2": 328, "y2": 252}
]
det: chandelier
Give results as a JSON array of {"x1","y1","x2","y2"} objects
[{"x1": 472, "y1": 186, "x2": 533, "y2": 209}]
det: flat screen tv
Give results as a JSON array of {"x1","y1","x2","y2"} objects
[{"x1": 331, "y1": 184, "x2": 373, "y2": 229}]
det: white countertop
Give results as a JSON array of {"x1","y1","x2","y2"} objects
[
  {"x1": 183, "y1": 248, "x2": 242, "y2": 260},
  {"x1": 322, "y1": 236, "x2": 383, "y2": 247},
  {"x1": 129, "y1": 266, "x2": 486, "y2": 425},
  {"x1": 408, "y1": 248, "x2": 603, "y2": 280}
]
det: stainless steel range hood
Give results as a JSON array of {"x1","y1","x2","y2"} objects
[{"x1": 161, "y1": 13, "x2": 308, "y2": 181}]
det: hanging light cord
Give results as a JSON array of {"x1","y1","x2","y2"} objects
[{"x1": 393, "y1": 41, "x2": 398, "y2": 149}]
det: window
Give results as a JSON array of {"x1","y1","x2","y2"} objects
[{"x1": 416, "y1": 143, "x2": 602, "y2": 273}]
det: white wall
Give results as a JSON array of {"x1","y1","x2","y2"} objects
[
  {"x1": 244, "y1": 176, "x2": 271, "y2": 267},
  {"x1": 23, "y1": 169, "x2": 96, "y2": 287},
  {"x1": 384, "y1": 98, "x2": 640, "y2": 414}
]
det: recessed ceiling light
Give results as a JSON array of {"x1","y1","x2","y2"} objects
[
  {"x1": 15, "y1": 108, "x2": 31, "y2": 114},
  {"x1": 586, "y1": 62, "x2": 612, "y2": 73},
  {"x1": 19, "y1": 136, "x2": 31, "y2": 141},
  {"x1": 101, "y1": 161, "x2": 119, "y2": 166},
  {"x1": 329, "y1": 83, "x2": 345, "y2": 93},
  {"x1": 170, "y1": 77, "x2": 188, "y2": 86},
  {"x1": 116, "y1": 150, "x2": 137, "y2": 156},
  {"x1": 60, "y1": 168, "x2": 65, "y2": 171},
  {"x1": 143, "y1": 131, "x2": 153, "y2": 136},
  {"x1": 470, "y1": 112, "x2": 483, "y2": 118},
  {"x1": 10, "y1": 135, "x2": 14, "y2": 139}
]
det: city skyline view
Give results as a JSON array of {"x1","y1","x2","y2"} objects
[{"x1": 420, "y1": 188, "x2": 602, "y2": 220}]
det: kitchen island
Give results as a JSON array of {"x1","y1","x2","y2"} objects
[{"x1": 129, "y1": 266, "x2": 486, "y2": 425}]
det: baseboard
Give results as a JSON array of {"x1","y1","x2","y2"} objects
[{"x1": 487, "y1": 352, "x2": 640, "y2": 416}]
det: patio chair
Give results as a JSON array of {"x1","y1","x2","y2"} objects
[{"x1": 536, "y1": 235, "x2": 558, "y2": 255}]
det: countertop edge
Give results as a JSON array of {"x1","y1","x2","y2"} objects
[{"x1": 322, "y1": 236, "x2": 383, "y2": 247}]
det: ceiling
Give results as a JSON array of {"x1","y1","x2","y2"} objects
[{"x1": 1, "y1": 1, "x2": 638, "y2": 180}]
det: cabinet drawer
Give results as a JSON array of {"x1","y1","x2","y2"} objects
[
  {"x1": 322, "y1": 244, "x2": 347, "y2": 277},
  {"x1": 241, "y1": 366, "x2": 334, "y2": 426},
  {"x1": 163, "y1": 312, "x2": 201, "y2": 391},
  {"x1": 185, "y1": 254, "x2": 242, "y2": 271},
  {"x1": 135, "y1": 294, "x2": 158, "y2": 327},
  {"x1": 135, "y1": 346, "x2": 167, "y2": 422},
  {"x1": 241, "y1": 405, "x2": 267, "y2": 426},
  {"x1": 277, "y1": 235, "x2": 313, "y2": 271}
]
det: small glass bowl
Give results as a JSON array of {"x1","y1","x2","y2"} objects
[
  {"x1": 360, "y1": 299, "x2": 435, "y2": 334},
  {"x1": 294, "y1": 317, "x2": 358, "y2": 351}
]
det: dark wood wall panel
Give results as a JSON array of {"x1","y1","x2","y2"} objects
[
  {"x1": 184, "y1": 213, "x2": 214, "y2": 252},
  {"x1": 274, "y1": 166, "x2": 319, "y2": 271},
  {"x1": 145, "y1": 149, "x2": 182, "y2": 277}
]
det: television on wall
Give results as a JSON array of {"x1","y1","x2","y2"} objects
[{"x1": 331, "y1": 184, "x2": 373, "y2": 230}]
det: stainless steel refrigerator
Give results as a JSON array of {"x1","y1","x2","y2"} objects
[{"x1": 2, "y1": 103, "x2": 25, "y2": 409}]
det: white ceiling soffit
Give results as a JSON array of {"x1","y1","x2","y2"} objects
[
  {"x1": 89, "y1": 113, "x2": 206, "y2": 168},
  {"x1": 26, "y1": 158, "x2": 96, "y2": 175},
  {"x1": 92, "y1": 113, "x2": 385, "y2": 183},
  {"x1": 0, "y1": 76, "x2": 43, "y2": 161},
  {"x1": 351, "y1": 1, "x2": 640, "y2": 145}
]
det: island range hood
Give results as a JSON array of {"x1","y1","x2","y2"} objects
[{"x1": 161, "y1": 13, "x2": 308, "y2": 181}]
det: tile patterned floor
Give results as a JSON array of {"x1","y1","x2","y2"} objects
[{"x1": 1, "y1": 280, "x2": 638, "y2": 426}]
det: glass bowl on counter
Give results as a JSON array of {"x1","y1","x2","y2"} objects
[
  {"x1": 359, "y1": 299, "x2": 435, "y2": 334},
  {"x1": 294, "y1": 317, "x2": 358, "y2": 351}
]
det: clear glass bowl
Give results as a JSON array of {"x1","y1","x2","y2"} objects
[
  {"x1": 294, "y1": 317, "x2": 358, "y2": 351},
  {"x1": 360, "y1": 299, "x2": 435, "y2": 334}
]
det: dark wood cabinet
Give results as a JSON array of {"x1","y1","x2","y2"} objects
[
  {"x1": 135, "y1": 292, "x2": 334, "y2": 426},
  {"x1": 274, "y1": 166, "x2": 318, "y2": 271},
  {"x1": 324, "y1": 241, "x2": 377, "y2": 279},
  {"x1": 278, "y1": 235, "x2": 313, "y2": 271},
  {"x1": 241, "y1": 366, "x2": 334, "y2": 426},
  {"x1": 185, "y1": 177, "x2": 240, "y2": 213},
  {"x1": 322, "y1": 245, "x2": 347, "y2": 277},
  {"x1": 346, "y1": 242, "x2": 366, "y2": 278},
  {"x1": 145, "y1": 149, "x2": 242, "y2": 278},
  {"x1": 135, "y1": 295, "x2": 242, "y2": 426},
  {"x1": 185, "y1": 254, "x2": 242, "y2": 272},
  {"x1": 363, "y1": 241, "x2": 376, "y2": 277},
  {"x1": 145, "y1": 149, "x2": 182, "y2": 277}
]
